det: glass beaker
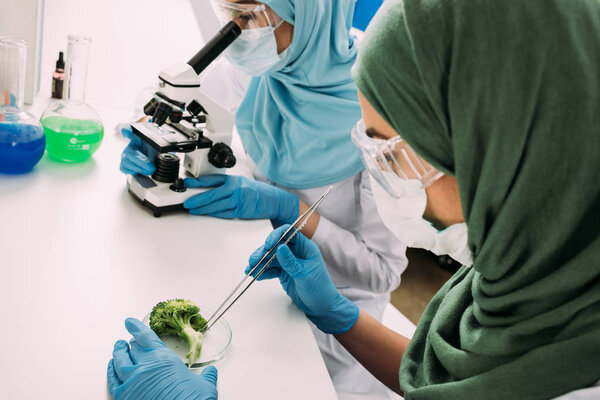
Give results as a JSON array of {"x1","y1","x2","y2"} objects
[
  {"x1": 41, "y1": 35, "x2": 103, "y2": 162},
  {"x1": 0, "y1": 38, "x2": 46, "y2": 174}
]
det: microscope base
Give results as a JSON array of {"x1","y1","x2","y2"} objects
[{"x1": 127, "y1": 174, "x2": 209, "y2": 218}]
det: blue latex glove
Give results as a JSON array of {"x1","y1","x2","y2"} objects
[
  {"x1": 246, "y1": 225, "x2": 359, "y2": 334},
  {"x1": 183, "y1": 175, "x2": 299, "y2": 226},
  {"x1": 107, "y1": 318, "x2": 218, "y2": 400},
  {"x1": 119, "y1": 125, "x2": 157, "y2": 176}
]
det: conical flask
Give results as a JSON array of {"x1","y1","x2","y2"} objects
[
  {"x1": 41, "y1": 35, "x2": 103, "y2": 162},
  {"x1": 0, "y1": 38, "x2": 46, "y2": 174}
]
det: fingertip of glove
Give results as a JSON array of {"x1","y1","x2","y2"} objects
[
  {"x1": 275, "y1": 244, "x2": 295, "y2": 267},
  {"x1": 201, "y1": 365, "x2": 219, "y2": 384},
  {"x1": 184, "y1": 174, "x2": 226, "y2": 188},
  {"x1": 266, "y1": 225, "x2": 291, "y2": 248},
  {"x1": 256, "y1": 268, "x2": 281, "y2": 280},
  {"x1": 119, "y1": 124, "x2": 133, "y2": 138},
  {"x1": 114, "y1": 340, "x2": 128, "y2": 350},
  {"x1": 184, "y1": 200, "x2": 205, "y2": 211},
  {"x1": 248, "y1": 244, "x2": 265, "y2": 265},
  {"x1": 124, "y1": 317, "x2": 145, "y2": 333},
  {"x1": 183, "y1": 177, "x2": 196, "y2": 187},
  {"x1": 144, "y1": 167, "x2": 156, "y2": 176},
  {"x1": 204, "y1": 365, "x2": 218, "y2": 375},
  {"x1": 275, "y1": 243, "x2": 291, "y2": 256}
]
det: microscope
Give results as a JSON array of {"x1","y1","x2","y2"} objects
[{"x1": 127, "y1": 22, "x2": 242, "y2": 217}]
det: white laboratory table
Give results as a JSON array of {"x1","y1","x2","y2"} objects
[{"x1": 0, "y1": 104, "x2": 338, "y2": 399}]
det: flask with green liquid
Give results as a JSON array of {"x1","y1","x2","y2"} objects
[{"x1": 41, "y1": 35, "x2": 103, "y2": 162}]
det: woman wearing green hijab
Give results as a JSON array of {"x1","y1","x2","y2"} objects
[{"x1": 245, "y1": 0, "x2": 600, "y2": 398}]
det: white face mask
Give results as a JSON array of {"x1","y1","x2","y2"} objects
[
  {"x1": 225, "y1": 27, "x2": 282, "y2": 76},
  {"x1": 370, "y1": 175, "x2": 474, "y2": 266}
]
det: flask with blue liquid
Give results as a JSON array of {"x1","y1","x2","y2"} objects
[{"x1": 0, "y1": 38, "x2": 46, "y2": 174}]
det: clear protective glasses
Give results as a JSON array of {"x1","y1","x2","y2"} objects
[
  {"x1": 210, "y1": 0, "x2": 283, "y2": 39},
  {"x1": 351, "y1": 119, "x2": 443, "y2": 198}
]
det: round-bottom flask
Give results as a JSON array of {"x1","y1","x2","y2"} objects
[
  {"x1": 0, "y1": 107, "x2": 46, "y2": 174},
  {"x1": 41, "y1": 100, "x2": 103, "y2": 162},
  {"x1": 0, "y1": 38, "x2": 46, "y2": 174},
  {"x1": 40, "y1": 35, "x2": 103, "y2": 163}
]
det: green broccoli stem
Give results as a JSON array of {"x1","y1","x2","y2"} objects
[{"x1": 180, "y1": 324, "x2": 204, "y2": 368}]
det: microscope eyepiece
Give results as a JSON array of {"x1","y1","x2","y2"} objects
[{"x1": 188, "y1": 21, "x2": 242, "y2": 75}]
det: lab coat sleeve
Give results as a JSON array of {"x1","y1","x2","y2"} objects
[{"x1": 310, "y1": 172, "x2": 408, "y2": 294}]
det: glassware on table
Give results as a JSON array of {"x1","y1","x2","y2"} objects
[
  {"x1": 41, "y1": 35, "x2": 103, "y2": 163},
  {"x1": 0, "y1": 38, "x2": 46, "y2": 174},
  {"x1": 142, "y1": 305, "x2": 232, "y2": 369}
]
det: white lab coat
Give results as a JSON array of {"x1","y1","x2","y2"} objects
[
  {"x1": 201, "y1": 60, "x2": 408, "y2": 396},
  {"x1": 553, "y1": 381, "x2": 600, "y2": 400}
]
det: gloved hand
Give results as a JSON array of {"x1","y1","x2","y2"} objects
[
  {"x1": 107, "y1": 318, "x2": 218, "y2": 400},
  {"x1": 119, "y1": 125, "x2": 157, "y2": 176},
  {"x1": 246, "y1": 225, "x2": 359, "y2": 334},
  {"x1": 183, "y1": 175, "x2": 299, "y2": 226}
]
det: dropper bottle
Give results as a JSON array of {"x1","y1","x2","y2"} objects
[
  {"x1": 0, "y1": 38, "x2": 46, "y2": 174},
  {"x1": 41, "y1": 35, "x2": 104, "y2": 162},
  {"x1": 52, "y1": 51, "x2": 65, "y2": 99}
]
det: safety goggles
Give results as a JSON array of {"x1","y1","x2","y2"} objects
[
  {"x1": 210, "y1": 0, "x2": 283, "y2": 39},
  {"x1": 351, "y1": 119, "x2": 443, "y2": 198}
]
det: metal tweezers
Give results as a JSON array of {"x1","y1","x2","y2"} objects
[{"x1": 201, "y1": 185, "x2": 333, "y2": 333}]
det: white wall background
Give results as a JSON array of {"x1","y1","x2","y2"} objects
[
  {"x1": 38, "y1": 0, "x2": 212, "y2": 110},
  {"x1": 0, "y1": 0, "x2": 44, "y2": 104}
]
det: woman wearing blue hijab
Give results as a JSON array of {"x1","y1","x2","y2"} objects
[{"x1": 118, "y1": 0, "x2": 407, "y2": 397}]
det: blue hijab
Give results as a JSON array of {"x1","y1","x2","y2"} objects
[{"x1": 235, "y1": 0, "x2": 364, "y2": 189}]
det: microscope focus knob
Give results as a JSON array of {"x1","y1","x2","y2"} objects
[
  {"x1": 170, "y1": 178, "x2": 187, "y2": 193},
  {"x1": 208, "y1": 143, "x2": 237, "y2": 169},
  {"x1": 153, "y1": 153, "x2": 180, "y2": 183}
]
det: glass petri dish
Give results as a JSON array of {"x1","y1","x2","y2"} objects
[{"x1": 142, "y1": 306, "x2": 232, "y2": 369}]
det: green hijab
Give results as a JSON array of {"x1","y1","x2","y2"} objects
[{"x1": 353, "y1": 0, "x2": 600, "y2": 399}]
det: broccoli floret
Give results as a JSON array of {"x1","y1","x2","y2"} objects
[{"x1": 149, "y1": 299, "x2": 207, "y2": 367}]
